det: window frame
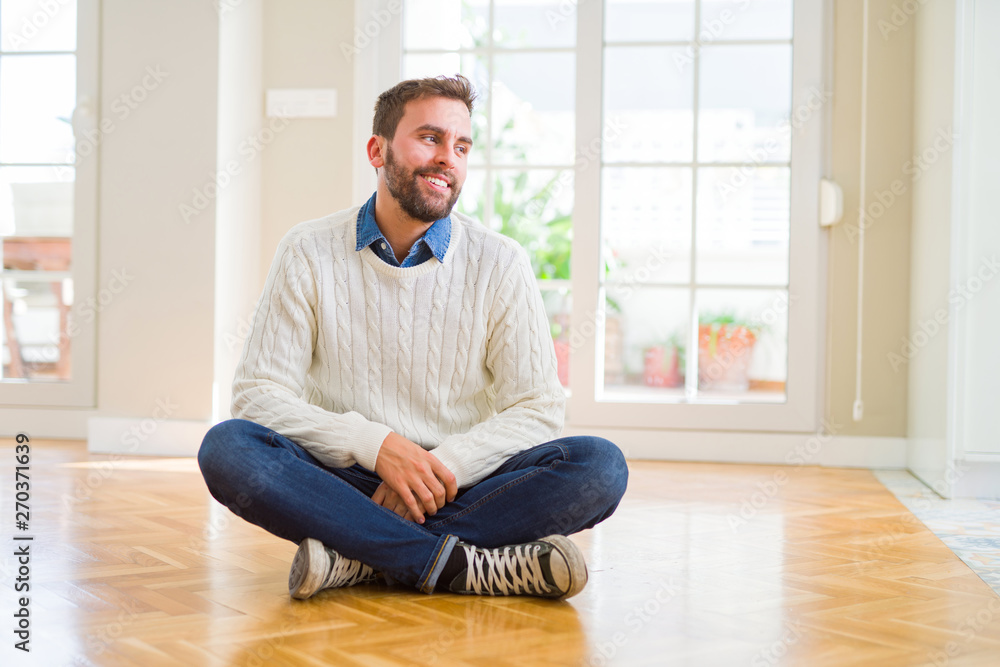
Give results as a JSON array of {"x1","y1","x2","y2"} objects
[
  {"x1": 0, "y1": 0, "x2": 98, "y2": 408},
  {"x1": 360, "y1": 0, "x2": 827, "y2": 434},
  {"x1": 572, "y1": 0, "x2": 825, "y2": 432}
]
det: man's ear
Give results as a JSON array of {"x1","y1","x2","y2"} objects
[{"x1": 367, "y1": 135, "x2": 386, "y2": 169}]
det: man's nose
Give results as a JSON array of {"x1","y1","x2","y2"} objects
[{"x1": 435, "y1": 142, "x2": 457, "y2": 170}]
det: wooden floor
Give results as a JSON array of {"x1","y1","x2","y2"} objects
[{"x1": 2, "y1": 440, "x2": 1000, "y2": 666}]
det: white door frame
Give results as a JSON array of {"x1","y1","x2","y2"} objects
[
  {"x1": 358, "y1": 0, "x2": 828, "y2": 435},
  {"x1": 0, "y1": 0, "x2": 99, "y2": 409},
  {"x1": 569, "y1": 0, "x2": 827, "y2": 433}
]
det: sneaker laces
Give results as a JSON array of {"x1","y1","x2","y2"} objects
[
  {"x1": 320, "y1": 551, "x2": 376, "y2": 589},
  {"x1": 462, "y1": 543, "x2": 552, "y2": 596}
]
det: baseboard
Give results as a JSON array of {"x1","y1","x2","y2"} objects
[
  {"x1": 561, "y1": 426, "x2": 908, "y2": 469},
  {"x1": 88, "y1": 416, "x2": 211, "y2": 456},
  {"x1": 961, "y1": 452, "x2": 1000, "y2": 463},
  {"x1": 952, "y1": 458, "x2": 1000, "y2": 499},
  {"x1": 83, "y1": 421, "x2": 908, "y2": 467},
  {"x1": 0, "y1": 407, "x2": 96, "y2": 439}
]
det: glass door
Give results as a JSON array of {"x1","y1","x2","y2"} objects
[
  {"x1": 570, "y1": 0, "x2": 824, "y2": 432},
  {"x1": 386, "y1": 0, "x2": 825, "y2": 433},
  {"x1": 0, "y1": 0, "x2": 97, "y2": 407},
  {"x1": 400, "y1": 1, "x2": 578, "y2": 390}
]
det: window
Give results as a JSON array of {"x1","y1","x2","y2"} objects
[
  {"x1": 402, "y1": 0, "x2": 578, "y2": 388},
  {"x1": 599, "y1": 0, "x2": 793, "y2": 403},
  {"x1": 379, "y1": 0, "x2": 824, "y2": 431},
  {"x1": 0, "y1": 0, "x2": 98, "y2": 407}
]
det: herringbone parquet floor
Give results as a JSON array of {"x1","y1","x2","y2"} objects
[{"x1": 2, "y1": 439, "x2": 999, "y2": 666}]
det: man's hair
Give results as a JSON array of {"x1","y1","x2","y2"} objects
[{"x1": 372, "y1": 74, "x2": 477, "y2": 140}]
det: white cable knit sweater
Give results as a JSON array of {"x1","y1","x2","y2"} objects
[{"x1": 231, "y1": 204, "x2": 566, "y2": 488}]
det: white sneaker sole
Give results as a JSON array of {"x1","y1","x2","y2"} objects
[
  {"x1": 289, "y1": 537, "x2": 327, "y2": 600},
  {"x1": 539, "y1": 534, "x2": 588, "y2": 600}
]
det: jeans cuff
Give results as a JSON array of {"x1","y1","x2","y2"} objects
[{"x1": 418, "y1": 533, "x2": 459, "y2": 594}]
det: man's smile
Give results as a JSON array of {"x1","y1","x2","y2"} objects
[{"x1": 421, "y1": 174, "x2": 451, "y2": 192}]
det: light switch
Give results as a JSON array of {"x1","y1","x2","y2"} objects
[{"x1": 266, "y1": 89, "x2": 338, "y2": 118}]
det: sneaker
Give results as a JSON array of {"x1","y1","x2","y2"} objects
[
  {"x1": 288, "y1": 537, "x2": 380, "y2": 599},
  {"x1": 444, "y1": 534, "x2": 588, "y2": 600}
]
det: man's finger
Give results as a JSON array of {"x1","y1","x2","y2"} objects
[
  {"x1": 415, "y1": 485, "x2": 439, "y2": 516},
  {"x1": 389, "y1": 497, "x2": 408, "y2": 517},
  {"x1": 395, "y1": 483, "x2": 425, "y2": 523},
  {"x1": 431, "y1": 459, "x2": 458, "y2": 502},
  {"x1": 374, "y1": 484, "x2": 408, "y2": 518},
  {"x1": 380, "y1": 480, "x2": 418, "y2": 516},
  {"x1": 423, "y1": 475, "x2": 446, "y2": 511}
]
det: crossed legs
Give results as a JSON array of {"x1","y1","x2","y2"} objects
[{"x1": 197, "y1": 419, "x2": 628, "y2": 594}]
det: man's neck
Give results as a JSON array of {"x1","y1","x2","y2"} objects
[{"x1": 373, "y1": 183, "x2": 434, "y2": 264}]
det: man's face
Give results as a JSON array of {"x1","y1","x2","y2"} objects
[{"x1": 381, "y1": 96, "x2": 472, "y2": 223}]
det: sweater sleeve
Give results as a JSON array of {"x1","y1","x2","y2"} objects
[
  {"x1": 430, "y1": 248, "x2": 566, "y2": 488},
  {"x1": 230, "y1": 238, "x2": 392, "y2": 471}
]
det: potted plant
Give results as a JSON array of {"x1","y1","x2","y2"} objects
[
  {"x1": 697, "y1": 312, "x2": 763, "y2": 391},
  {"x1": 546, "y1": 297, "x2": 571, "y2": 388},
  {"x1": 595, "y1": 295, "x2": 623, "y2": 386},
  {"x1": 642, "y1": 331, "x2": 685, "y2": 388}
]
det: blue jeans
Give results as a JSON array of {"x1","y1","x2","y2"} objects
[{"x1": 197, "y1": 419, "x2": 628, "y2": 593}]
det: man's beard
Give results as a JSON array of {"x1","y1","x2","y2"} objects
[{"x1": 383, "y1": 144, "x2": 461, "y2": 223}]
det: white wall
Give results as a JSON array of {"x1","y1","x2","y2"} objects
[
  {"x1": 89, "y1": 0, "x2": 219, "y2": 453},
  {"x1": 87, "y1": 1, "x2": 360, "y2": 452},
  {"x1": 947, "y1": 0, "x2": 1000, "y2": 498},
  {"x1": 215, "y1": 0, "x2": 264, "y2": 423},
  {"x1": 957, "y1": 0, "x2": 1000, "y2": 459},
  {"x1": 826, "y1": 0, "x2": 915, "y2": 439},
  {"x1": 260, "y1": 0, "x2": 356, "y2": 284},
  {"x1": 906, "y1": 0, "x2": 956, "y2": 493},
  {"x1": 907, "y1": 0, "x2": 1000, "y2": 499},
  {"x1": 211, "y1": 0, "x2": 357, "y2": 420}
]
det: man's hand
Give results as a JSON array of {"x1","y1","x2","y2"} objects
[
  {"x1": 372, "y1": 483, "x2": 416, "y2": 522},
  {"x1": 373, "y1": 432, "x2": 457, "y2": 524}
]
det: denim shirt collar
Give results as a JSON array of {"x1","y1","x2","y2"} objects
[{"x1": 355, "y1": 191, "x2": 451, "y2": 266}]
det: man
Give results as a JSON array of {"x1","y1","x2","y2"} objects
[{"x1": 198, "y1": 75, "x2": 628, "y2": 601}]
